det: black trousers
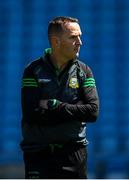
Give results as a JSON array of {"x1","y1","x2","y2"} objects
[{"x1": 23, "y1": 143, "x2": 88, "y2": 179}]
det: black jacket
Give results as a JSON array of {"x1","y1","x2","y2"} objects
[{"x1": 21, "y1": 52, "x2": 99, "y2": 151}]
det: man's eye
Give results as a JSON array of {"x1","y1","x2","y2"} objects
[{"x1": 70, "y1": 36, "x2": 76, "y2": 39}]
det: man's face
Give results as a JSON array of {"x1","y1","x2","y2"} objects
[{"x1": 58, "y1": 22, "x2": 82, "y2": 60}]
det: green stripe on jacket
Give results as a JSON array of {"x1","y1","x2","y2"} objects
[{"x1": 82, "y1": 78, "x2": 96, "y2": 87}]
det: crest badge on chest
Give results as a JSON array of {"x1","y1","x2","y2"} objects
[{"x1": 69, "y1": 77, "x2": 79, "y2": 88}]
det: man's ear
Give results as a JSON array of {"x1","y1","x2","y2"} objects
[
  {"x1": 51, "y1": 36, "x2": 60, "y2": 48},
  {"x1": 51, "y1": 36, "x2": 57, "y2": 45}
]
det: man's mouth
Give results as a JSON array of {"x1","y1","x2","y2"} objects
[{"x1": 74, "y1": 47, "x2": 80, "y2": 52}]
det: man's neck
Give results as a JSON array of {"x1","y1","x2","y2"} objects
[{"x1": 50, "y1": 53, "x2": 69, "y2": 71}]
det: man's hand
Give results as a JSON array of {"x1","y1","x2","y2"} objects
[
  {"x1": 39, "y1": 99, "x2": 60, "y2": 110},
  {"x1": 39, "y1": 99, "x2": 48, "y2": 110}
]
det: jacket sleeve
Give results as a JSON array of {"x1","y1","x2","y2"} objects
[
  {"x1": 21, "y1": 65, "x2": 41, "y2": 124},
  {"x1": 55, "y1": 65, "x2": 99, "y2": 122}
]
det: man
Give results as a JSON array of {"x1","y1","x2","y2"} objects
[{"x1": 21, "y1": 16, "x2": 99, "y2": 179}]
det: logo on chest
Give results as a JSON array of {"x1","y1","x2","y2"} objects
[
  {"x1": 38, "y1": 78, "x2": 51, "y2": 83},
  {"x1": 69, "y1": 77, "x2": 79, "y2": 88}
]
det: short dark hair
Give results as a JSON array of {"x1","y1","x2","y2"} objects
[{"x1": 48, "y1": 16, "x2": 79, "y2": 43}]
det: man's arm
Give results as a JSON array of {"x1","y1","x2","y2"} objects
[
  {"x1": 57, "y1": 65, "x2": 99, "y2": 122},
  {"x1": 21, "y1": 65, "x2": 41, "y2": 124},
  {"x1": 40, "y1": 65, "x2": 99, "y2": 123}
]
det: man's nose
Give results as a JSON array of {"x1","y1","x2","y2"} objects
[{"x1": 77, "y1": 37, "x2": 82, "y2": 45}]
